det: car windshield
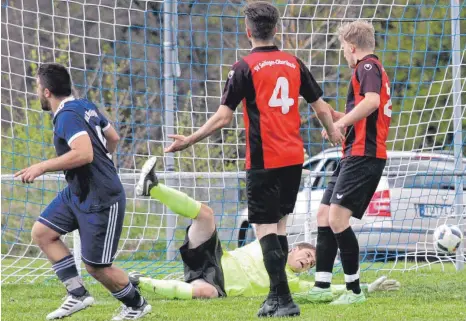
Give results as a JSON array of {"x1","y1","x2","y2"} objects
[{"x1": 387, "y1": 157, "x2": 465, "y2": 190}]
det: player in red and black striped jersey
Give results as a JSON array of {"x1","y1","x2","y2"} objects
[
  {"x1": 164, "y1": 1, "x2": 344, "y2": 317},
  {"x1": 309, "y1": 21, "x2": 392, "y2": 305}
]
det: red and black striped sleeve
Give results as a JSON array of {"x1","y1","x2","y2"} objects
[
  {"x1": 296, "y1": 58, "x2": 323, "y2": 104},
  {"x1": 221, "y1": 59, "x2": 250, "y2": 111}
]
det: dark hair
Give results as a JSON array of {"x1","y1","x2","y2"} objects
[
  {"x1": 294, "y1": 242, "x2": 316, "y2": 252},
  {"x1": 243, "y1": 1, "x2": 279, "y2": 41},
  {"x1": 37, "y1": 63, "x2": 72, "y2": 97}
]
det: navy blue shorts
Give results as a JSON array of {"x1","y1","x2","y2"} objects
[{"x1": 38, "y1": 192, "x2": 125, "y2": 267}]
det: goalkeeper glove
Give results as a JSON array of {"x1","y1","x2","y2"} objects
[{"x1": 368, "y1": 276, "x2": 401, "y2": 293}]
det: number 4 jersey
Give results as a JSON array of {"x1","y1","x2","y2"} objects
[
  {"x1": 221, "y1": 46, "x2": 323, "y2": 170},
  {"x1": 53, "y1": 97, "x2": 125, "y2": 212}
]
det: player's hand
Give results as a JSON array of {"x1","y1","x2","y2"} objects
[
  {"x1": 368, "y1": 276, "x2": 401, "y2": 293},
  {"x1": 321, "y1": 129, "x2": 329, "y2": 140},
  {"x1": 327, "y1": 127, "x2": 345, "y2": 146},
  {"x1": 334, "y1": 121, "x2": 346, "y2": 135},
  {"x1": 14, "y1": 163, "x2": 46, "y2": 184},
  {"x1": 164, "y1": 134, "x2": 191, "y2": 153}
]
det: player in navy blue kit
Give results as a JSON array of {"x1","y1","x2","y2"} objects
[{"x1": 15, "y1": 63, "x2": 151, "y2": 320}]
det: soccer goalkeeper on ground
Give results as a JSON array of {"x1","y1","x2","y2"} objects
[{"x1": 133, "y1": 157, "x2": 400, "y2": 301}]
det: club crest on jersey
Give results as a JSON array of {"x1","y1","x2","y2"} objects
[
  {"x1": 228, "y1": 70, "x2": 235, "y2": 79},
  {"x1": 364, "y1": 63, "x2": 372, "y2": 71}
]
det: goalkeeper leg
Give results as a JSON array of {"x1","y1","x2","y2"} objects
[
  {"x1": 135, "y1": 157, "x2": 226, "y2": 299},
  {"x1": 135, "y1": 156, "x2": 215, "y2": 248},
  {"x1": 131, "y1": 272, "x2": 218, "y2": 299}
]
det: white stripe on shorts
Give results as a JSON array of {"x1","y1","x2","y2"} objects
[
  {"x1": 102, "y1": 203, "x2": 118, "y2": 263},
  {"x1": 107, "y1": 202, "x2": 118, "y2": 262}
]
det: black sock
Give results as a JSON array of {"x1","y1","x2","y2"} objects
[
  {"x1": 278, "y1": 235, "x2": 288, "y2": 254},
  {"x1": 278, "y1": 235, "x2": 289, "y2": 282},
  {"x1": 315, "y1": 226, "x2": 338, "y2": 289},
  {"x1": 112, "y1": 283, "x2": 143, "y2": 308},
  {"x1": 334, "y1": 227, "x2": 361, "y2": 294},
  {"x1": 260, "y1": 233, "x2": 290, "y2": 297},
  {"x1": 52, "y1": 255, "x2": 87, "y2": 297}
]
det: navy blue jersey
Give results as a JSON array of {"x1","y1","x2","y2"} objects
[{"x1": 53, "y1": 97, "x2": 124, "y2": 212}]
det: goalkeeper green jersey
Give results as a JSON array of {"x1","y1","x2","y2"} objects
[{"x1": 221, "y1": 240, "x2": 313, "y2": 297}]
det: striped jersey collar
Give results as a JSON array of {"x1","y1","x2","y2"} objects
[
  {"x1": 251, "y1": 45, "x2": 279, "y2": 53},
  {"x1": 54, "y1": 96, "x2": 75, "y2": 119}
]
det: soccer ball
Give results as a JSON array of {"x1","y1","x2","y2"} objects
[{"x1": 433, "y1": 224, "x2": 463, "y2": 254}]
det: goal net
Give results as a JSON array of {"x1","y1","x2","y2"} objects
[{"x1": 1, "y1": 0, "x2": 465, "y2": 283}]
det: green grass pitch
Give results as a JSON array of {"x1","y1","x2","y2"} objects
[{"x1": 2, "y1": 264, "x2": 466, "y2": 321}]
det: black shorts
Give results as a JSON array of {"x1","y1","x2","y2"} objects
[
  {"x1": 179, "y1": 226, "x2": 226, "y2": 297},
  {"x1": 247, "y1": 164, "x2": 303, "y2": 224},
  {"x1": 321, "y1": 156, "x2": 386, "y2": 219}
]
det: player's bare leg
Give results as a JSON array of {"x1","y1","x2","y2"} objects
[
  {"x1": 85, "y1": 265, "x2": 132, "y2": 292},
  {"x1": 256, "y1": 224, "x2": 300, "y2": 318},
  {"x1": 308, "y1": 204, "x2": 337, "y2": 302},
  {"x1": 187, "y1": 205, "x2": 215, "y2": 248},
  {"x1": 31, "y1": 223, "x2": 72, "y2": 262},
  {"x1": 277, "y1": 216, "x2": 287, "y2": 236},
  {"x1": 135, "y1": 157, "x2": 218, "y2": 301},
  {"x1": 31, "y1": 222, "x2": 94, "y2": 319},
  {"x1": 328, "y1": 204, "x2": 366, "y2": 305}
]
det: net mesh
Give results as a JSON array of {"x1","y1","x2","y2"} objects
[{"x1": 1, "y1": 0, "x2": 465, "y2": 283}]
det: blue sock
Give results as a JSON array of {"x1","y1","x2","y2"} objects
[
  {"x1": 52, "y1": 255, "x2": 87, "y2": 297},
  {"x1": 112, "y1": 283, "x2": 143, "y2": 308}
]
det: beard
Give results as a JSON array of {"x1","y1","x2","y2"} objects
[{"x1": 40, "y1": 96, "x2": 51, "y2": 111}]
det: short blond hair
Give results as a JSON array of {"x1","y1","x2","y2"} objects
[{"x1": 338, "y1": 20, "x2": 375, "y2": 51}]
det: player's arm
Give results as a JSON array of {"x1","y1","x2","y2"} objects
[
  {"x1": 335, "y1": 62, "x2": 382, "y2": 129},
  {"x1": 311, "y1": 99, "x2": 345, "y2": 145},
  {"x1": 15, "y1": 112, "x2": 93, "y2": 183},
  {"x1": 297, "y1": 59, "x2": 344, "y2": 145},
  {"x1": 38, "y1": 135, "x2": 93, "y2": 172},
  {"x1": 99, "y1": 111, "x2": 120, "y2": 154},
  {"x1": 14, "y1": 135, "x2": 93, "y2": 183},
  {"x1": 336, "y1": 93, "x2": 380, "y2": 128},
  {"x1": 327, "y1": 105, "x2": 345, "y2": 121},
  {"x1": 183, "y1": 105, "x2": 234, "y2": 147},
  {"x1": 102, "y1": 124, "x2": 120, "y2": 154},
  {"x1": 165, "y1": 61, "x2": 246, "y2": 153}
]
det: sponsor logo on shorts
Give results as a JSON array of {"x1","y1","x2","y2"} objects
[{"x1": 336, "y1": 194, "x2": 344, "y2": 199}]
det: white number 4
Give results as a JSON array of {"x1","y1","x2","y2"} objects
[{"x1": 268, "y1": 77, "x2": 294, "y2": 114}]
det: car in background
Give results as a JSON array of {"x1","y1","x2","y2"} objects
[{"x1": 235, "y1": 147, "x2": 465, "y2": 256}]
